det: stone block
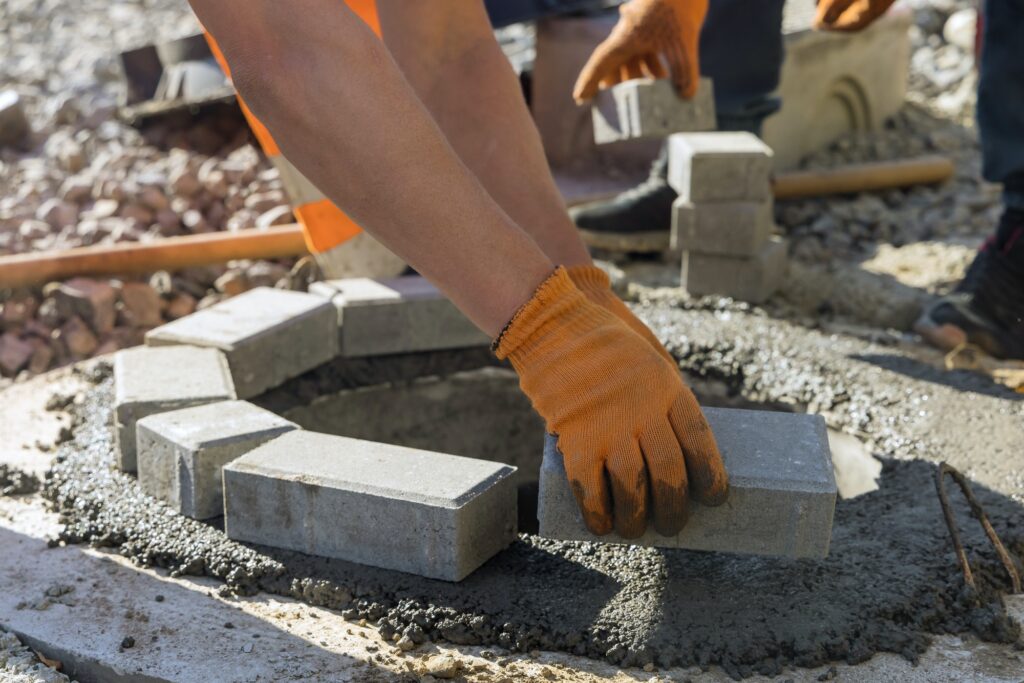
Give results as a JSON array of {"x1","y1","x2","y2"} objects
[
  {"x1": 592, "y1": 78, "x2": 716, "y2": 145},
  {"x1": 309, "y1": 276, "x2": 488, "y2": 357},
  {"x1": 145, "y1": 287, "x2": 337, "y2": 399},
  {"x1": 682, "y1": 236, "x2": 788, "y2": 303},
  {"x1": 763, "y1": 10, "x2": 912, "y2": 169},
  {"x1": 538, "y1": 407, "x2": 836, "y2": 558},
  {"x1": 114, "y1": 345, "x2": 236, "y2": 472},
  {"x1": 670, "y1": 197, "x2": 773, "y2": 256},
  {"x1": 223, "y1": 431, "x2": 517, "y2": 581},
  {"x1": 667, "y1": 132, "x2": 774, "y2": 202},
  {"x1": 136, "y1": 400, "x2": 297, "y2": 519}
]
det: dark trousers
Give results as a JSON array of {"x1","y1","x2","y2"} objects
[{"x1": 978, "y1": 0, "x2": 1024, "y2": 208}]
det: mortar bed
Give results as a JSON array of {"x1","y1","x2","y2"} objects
[{"x1": 44, "y1": 305, "x2": 1024, "y2": 677}]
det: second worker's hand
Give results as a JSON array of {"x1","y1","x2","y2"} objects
[
  {"x1": 495, "y1": 268, "x2": 729, "y2": 538},
  {"x1": 813, "y1": 0, "x2": 896, "y2": 31},
  {"x1": 572, "y1": 0, "x2": 709, "y2": 104}
]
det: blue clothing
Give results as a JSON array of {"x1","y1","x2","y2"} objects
[
  {"x1": 699, "y1": 0, "x2": 787, "y2": 135},
  {"x1": 978, "y1": 0, "x2": 1024, "y2": 209}
]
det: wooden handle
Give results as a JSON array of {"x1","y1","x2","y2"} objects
[
  {"x1": 0, "y1": 225, "x2": 308, "y2": 289},
  {"x1": 772, "y1": 155, "x2": 955, "y2": 200}
]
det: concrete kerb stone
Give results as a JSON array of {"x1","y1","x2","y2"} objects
[
  {"x1": 667, "y1": 131, "x2": 774, "y2": 202},
  {"x1": 145, "y1": 287, "x2": 338, "y2": 399},
  {"x1": 592, "y1": 77, "x2": 716, "y2": 144},
  {"x1": 538, "y1": 407, "x2": 837, "y2": 558},
  {"x1": 309, "y1": 275, "x2": 489, "y2": 357},
  {"x1": 682, "y1": 236, "x2": 789, "y2": 303},
  {"x1": 136, "y1": 400, "x2": 298, "y2": 519},
  {"x1": 670, "y1": 197, "x2": 774, "y2": 256},
  {"x1": 223, "y1": 430, "x2": 518, "y2": 581},
  {"x1": 113, "y1": 345, "x2": 236, "y2": 472}
]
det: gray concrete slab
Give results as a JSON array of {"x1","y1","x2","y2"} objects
[
  {"x1": 670, "y1": 197, "x2": 774, "y2": 256},
  {"x1": 309, "y1": 276, "x2": 488, "y2": 357},
  {"x1": 145, "y1": 287, "x2": 338, "y2": 399},
  {"x1": 114, "y1": 345, "x2": 236, "y2": 473},
  {"x1": 667, "y1": 131, "x2": 774, "y2": 202},
  {"x1": 223, "y1": 431, "x2": 518, "y2": 581},
  {"x1": 136, "y1": 400, "x2": 297, "y2": 519},
  {"x1": 538, "y1": 407, "x2": 836, "y2": 558},
  {"x1": 682, "y1": 236, "x2": 788, "y2": 303},
  {"x1": 592, "y1": 78, "x2": 716, "y2": 144}
]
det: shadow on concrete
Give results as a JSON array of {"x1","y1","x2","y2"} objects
[
  {"x1": 642, "y1": 458, "x2": 1023, "y2": 678},
  {"x1": 850, "y1": 352, "x2": 1024, "y2": 402}
]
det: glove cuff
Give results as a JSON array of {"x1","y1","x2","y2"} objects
[
  {"x1": 493, "y1": 266, "x2": 589, "y2": 360},
  {"x1": 566, "y1": 264, "x2": 611, "y2": 296}
]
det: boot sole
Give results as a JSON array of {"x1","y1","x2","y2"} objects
[{"x1": 579, "y1": 229, "x2": 670, "y2": 253}]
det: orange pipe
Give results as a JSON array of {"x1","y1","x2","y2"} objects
[
  {"x1": 0, "y1": 225, "x2": 308, "y2": 289},
  {"x1": 772, "y1": 155, "x2": 954, "y2": 200}
]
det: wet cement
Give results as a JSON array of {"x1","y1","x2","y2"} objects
[{"x1": 42, "y1": 304, "x2": 1024, "y2": 678}]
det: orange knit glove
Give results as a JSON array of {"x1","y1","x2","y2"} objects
[
  {"x1": 573, "y1": 0, "x2": 709, "y2": 103},
  {"x1": 568, "y1": 264, "x2": 676, "y2": 368},
  {"x1": 814, "y1": 0, "x2": 896, "y2": 31},
  {"x1": 496, "y1": 268, "x2": 728, "y2": 538}
]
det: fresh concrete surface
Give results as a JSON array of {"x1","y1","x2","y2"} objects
[
  {"x1": 592, "y1": 77, "x2": 716, "y2": 145},
  {"x1": 136, "y1": 400, "x2": 297, "y2": 519},
  {"x1": 670, "y1": 197, "x2": 774, "y2": 256},
  {"x1": 682, "y1": 236, "x2": 789, "y2": 303},
  {"x1": 145, "y1": 287, "x2": 338, "y2": 399},
  {"x1": 667, "y1": 131, "x2": 774, "y2": 202},
  {"x1": 223, "y1": 431, "x2": 518, "y2": 581},
  {"x1": 114, "y1": 346, "x2": 236, "y2": 473},
  {"x1": 309, "y1": 276, "x2": 488, "y2": 357},
  {"x1": 539, "y1": 408, "x2": 837, "y2": 558},
  {"x1": 2, "y1": 494, "x2": 1023, "y2": 683}
]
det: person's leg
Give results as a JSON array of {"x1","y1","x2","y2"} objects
[
  {"x1": 570, "y1": 0, "x2": 786, "y2": 244},
  {"x1": 915, "y1": 0, "x2": 1024, "y2": 359},
  {"x1": 375, "y1": 0, "x2": 591, "y2": 268}
]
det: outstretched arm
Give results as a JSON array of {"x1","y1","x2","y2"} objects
[
  {"x1": 187, "y1": 0, "x2": 554, "y2": 336},
  {"x1": 375, "y1": 0, "x2": 592, "y2": 268}
]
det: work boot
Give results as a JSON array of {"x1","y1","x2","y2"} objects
[
  {"x1": 569, "y1": 145, "x2": 676, "y2": 252},
  {"x1": 916, "y1": 207, "x2": 1024, "y2": 360}
]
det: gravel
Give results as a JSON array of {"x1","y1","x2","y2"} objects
[{"x1": 0, "y1": 627, "x2": 73, "y2": 683}]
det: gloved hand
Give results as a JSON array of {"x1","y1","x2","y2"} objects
[
  {"x1": 573, "y1": 0, "x2": 709, "y2": 103},
  {"x1": 814, "y1": 0, "x2": 896, "y2": 31},
  {"x1": 495, "y1": 267, "x2": 728, "y2": 538},
  {"x1": 568, "y1": 264, "x2": 676, "y2": 368}
]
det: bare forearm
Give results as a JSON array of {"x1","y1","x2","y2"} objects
[
  {"x1": 187, "y1": 0, "x2": 554, "y2": 336},
  {"x1": 376, "y1": 0, "x2": 592, "y2": 268}
]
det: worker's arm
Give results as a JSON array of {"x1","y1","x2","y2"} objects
[
  {"x1": 186, "y1": 0, "x2": 552, "y2": 337},
  {"x1": 375, "y1": 0, "x2": 676, "y2": 365},
  {"x1": 374, "y1": 0, "x2": 591, "y2": 269},
  {"x1": 573, "y1": 0, "x2": 708, "y2": 102}
]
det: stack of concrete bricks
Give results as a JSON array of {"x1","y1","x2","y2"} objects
[
  {"x1": 114, "y1": 280, "x2": 513, "y2": 582},
  {"x1": 667, "y1": 132, "x2": 788, "y2": 303}
]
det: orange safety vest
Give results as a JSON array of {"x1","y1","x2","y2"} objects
[{"x1": 202, "y1": 0, "x2": 380, "y2": 257}]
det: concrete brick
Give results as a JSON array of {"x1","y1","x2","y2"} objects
[
  {"x1": 114, "y1": 345, "x2": 236, "y2": 472},
  {"x1": 145, "y1": 287, "x2": 337, "y2": 399},
  {"x1": 670, "y1": 197, "x2": 773, "y2": 256},
  {"x1": 309, "y1": 276, "x2": 488, "y2": 357},
  {"x1": 592, "y1": 78, "x2": 716, "y2": 145},
  {"x1": 763, "y1": 11, "x2": 911, "y2": 169},
  {"x1": 538, "y1": 407, "x2": 836, "y2": 558},
  {"x1": 136, "y1": 400, "x2": 297, "y2": 519},
  {"x1": 667, "y1": 132, "x2": 774, "y2": 202},
  {"x1": 223, "y1": 431, "x2": 518, "y2": 581},
  {"x1": 682, "y1": 236, "x2": 788, "y2": 303}
]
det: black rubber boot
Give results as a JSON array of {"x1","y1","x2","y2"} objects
[
  {"x1": 916, "y1": 208, "x2": 1024, "y2": 360},
  {"x1": 569, "y1": 145, "x2": 677, "y2": 252}
]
